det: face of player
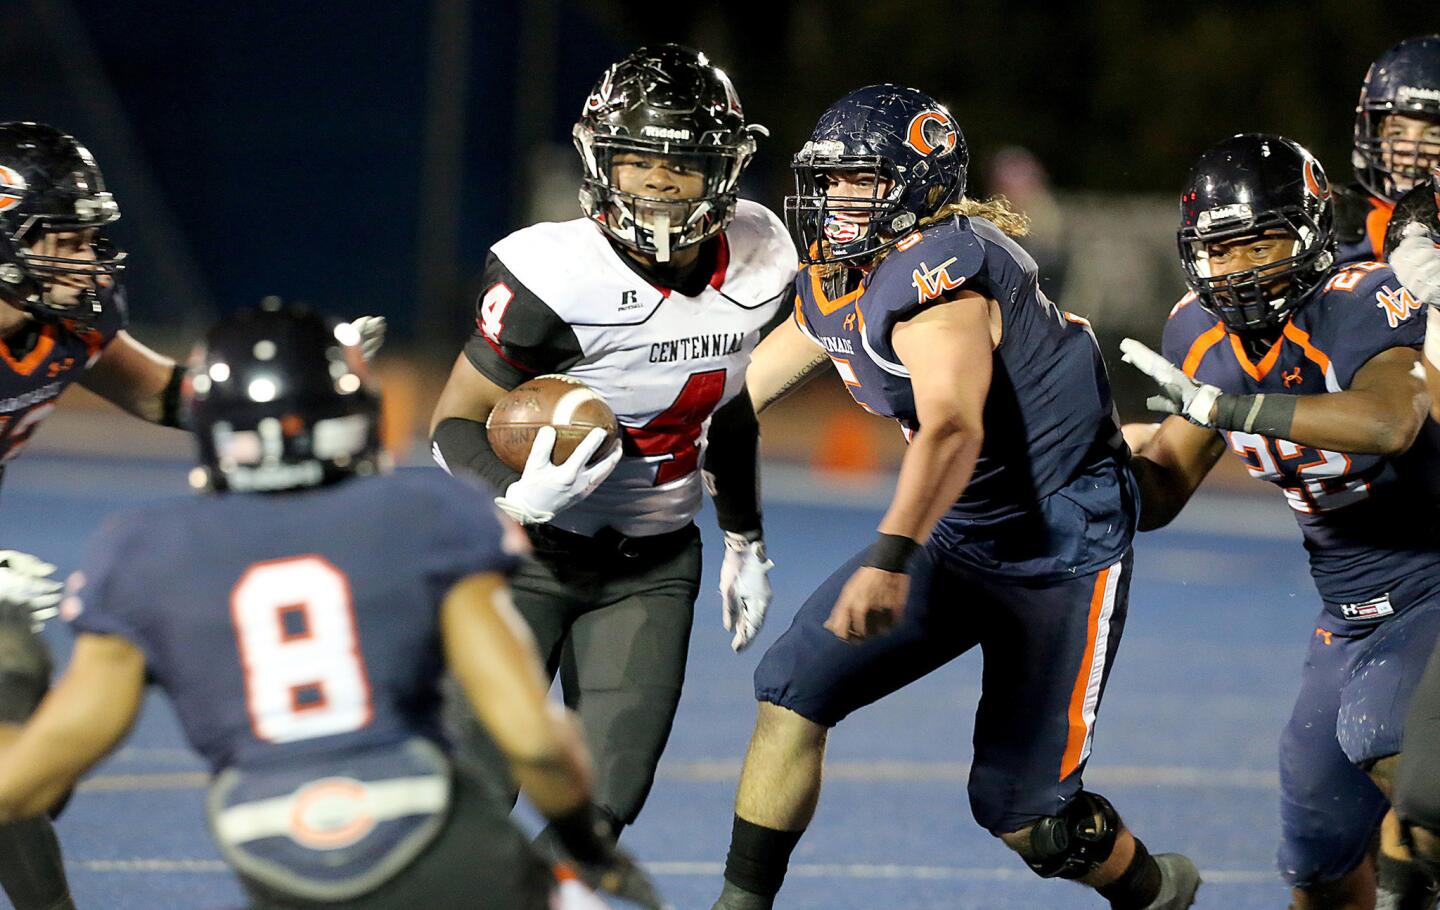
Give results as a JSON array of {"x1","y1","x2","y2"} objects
[
  {"x1": 25, "y1": 228, "x2": 104, "y2": 307},
  {"x1": 1202, "y1": 230, "x2": 1296, "y2": 282},
  {"x1": 1380, "y1": 113, "x2": 1440, "y2": 195},
  {"x1": 819, "y1": 169, "x2": 894, "y2": 239}
]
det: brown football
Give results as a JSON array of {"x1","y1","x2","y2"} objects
[{"x1": 486, "y1": 375, "x2": 620, "y2": 471}]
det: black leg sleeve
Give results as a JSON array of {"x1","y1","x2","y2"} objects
[
  {"x1": 0, "y1": 817, "x2": 75, "y2": 910},
  {"x1": 431, "y1": 417, "x2": 522, "y2": 495},
  {"x1": 703, "y1": 385, "x2": 763, "y2": 535},
  {"x1": 1398, "y1": 636, "x2": 1440, "y2": 836}
]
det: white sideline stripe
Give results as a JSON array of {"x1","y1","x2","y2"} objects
[
  {"x1": 78, "y1": 762, "x2": 1280, "y2": 792},
  {"x1": 69, "y1": 858, "x2": 1276, "y2": 885}
]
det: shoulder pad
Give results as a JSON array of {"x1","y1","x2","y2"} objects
[
  {"x1": 1333, "y1": 184, "x2": 1379, "y2": 245},
  {"x1": 872, "y1": 217, "x2": 985, "y2": 307}
]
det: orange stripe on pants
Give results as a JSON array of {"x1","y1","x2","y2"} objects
[{"x1": 1060, "y1": 564, "x2": 1112, "y2": 781}]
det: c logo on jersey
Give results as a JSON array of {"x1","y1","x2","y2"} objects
[
  {"x1": 0, "y1": 165, "x2": 26, "y2": 212},
  {"x1": 905, "y1": 111, "x2": 958, "y2": 157},
  {"x1": 1302, "y1": 157, "x2": 1330, "y2": 201}
]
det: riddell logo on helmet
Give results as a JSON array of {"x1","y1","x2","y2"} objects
[
  {"x1": 1398, "y1": 85, "x2": 1440, "y2": 104},
  {"x1": 641, "y1": 125, "x2": 692, "y2": 140},
  {"x1": 905, "y1": 111, "x2": 957, "y2": 157},
  {"x1": 0, "y1": 165, "x2": 25, "y2": 212}
]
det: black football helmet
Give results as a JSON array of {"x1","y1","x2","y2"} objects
[
  {"x1": 0, "y1": 122, "x2": 124, "y2": 326},
  {"x1": 573, "y1": 44, "x2": 766, "y2": 262},
  {"x1": 1178, "y1": 134, "x2": 1336, "y2": 333},
  {"x1": 1353, "y1": 35, "x2": 1440, "y2": 203},
  {"x1": 787, "y1": 84, "x2": 968, "y2": 264},
  {"x1": 185, "y1": 299, "x2": 384, "y2": 493}
]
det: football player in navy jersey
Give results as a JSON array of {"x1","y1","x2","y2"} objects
[
  {"x1": 1121, "y1": 135, "x2": 1440, "y2": 909},
  {"x1": 1336, "y1": 35, "x2": 1440, "y2": 265},
  {"x1": 0, "y1": 122, "x2": 386, "y2": 910},
  {"x1": 0, "y1": 303, "x2": 660, "y2": 910},
  {"x1": 430, "y1": 45, "x2": 794, "y2": 841},
  {"x1": 709, "y1": 84, "x2": 1198, "y2": 910}
]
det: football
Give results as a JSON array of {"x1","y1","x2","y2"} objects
[{"x1": 486, "y1": 374, "x2": 620, "y2": 471}]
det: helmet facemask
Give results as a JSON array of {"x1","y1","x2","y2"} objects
[
  {"x1": 1180, "y1": 209, "x2": 1333, "y2": 333},
  {"x1": 574, "y1": 125, "x2": 758, "y2": 263},
  {"x1": 786, "y1": 147, "x2": 919, "y2": 265},
  {"x1": 1, "y1": 195, "x2": 125, "y2": 327}
]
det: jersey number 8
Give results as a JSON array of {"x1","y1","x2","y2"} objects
[{"x1": 230, "y1": 556, "x2": 373, "y2": 743}]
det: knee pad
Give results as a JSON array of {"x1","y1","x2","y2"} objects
[
  {"x1": 1024, "y1": 791, "x2": 1120, "y2": 880},
  {"x1": 0, "y1": 617, "x2": 51, "y2": 724}
]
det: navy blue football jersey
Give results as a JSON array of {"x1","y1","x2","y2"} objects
[
  {"x1": 1162, "y1": 262, "x2": 1440, "y2": 611},
  {"x1": 795, "y1": 215, "x2": 1132, "y2": 579},
  {"x1": 64, "y1": 470, "x2": 522, "y2": 773},
  {"x1": 0, "y1": 283, "x2": 126, "y2": 463}
]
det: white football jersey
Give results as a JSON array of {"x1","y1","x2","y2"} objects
[{"x1": 465, "y1": 200, "x2": 796, "y2": 536}]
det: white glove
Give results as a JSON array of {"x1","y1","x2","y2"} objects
[
  {"x1": 720, "y1": 532, "x2": 774, "y2": 652},
  {"x1": 1119, "y1": 338, "x2": 1223, "y2": 427},
  {"x1": 348, "y1": 315, "x2": 387, "y2": 362},
  {"x1": 495, "y1": 426, "x2": 622, "y2": 525},
  {"x1": 1390, "y1": 222, "x2": 1440, "y2": 306},
  {"x1": 0, "y1": 551, "x2": 63, "y2": 631}
]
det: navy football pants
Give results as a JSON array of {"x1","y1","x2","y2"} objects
[
  {"x1": 1278, "y1": 598, "x2": 1440, "y2": 887},
  {"x1": 755, "y1": 542, "x2": 1133, "y2": 835}
]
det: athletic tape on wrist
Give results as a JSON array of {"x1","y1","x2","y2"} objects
[{"x1": 863, "y1": 533, "x2": 919, "y2": 573}]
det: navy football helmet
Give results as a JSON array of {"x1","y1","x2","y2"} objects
[
  {"x1": 574, "y1": 44, "x2": 766, "y2": 263},
  {"x1": 1353, "y1": 35, "x2": 1440, "y2": 203},
  {"x1": 1178, "y1": 134, "x2": 1336, "y2": 333},
  {"x1": 185, "y1": 299, "x2": 384, "y2": 493},
  {"x1": 0, "y1": 122, "x2": 124, "y2": 327},
  {"x1": 787, "y1": 84, "x2": 968, "y2": 264}
]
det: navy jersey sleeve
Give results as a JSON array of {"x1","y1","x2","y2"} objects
[
  {"x1": 64, "y1": 513, "x2": 150, "y2": 652},
  {"x1": 412, "y1": 471, "x2": 526, "y2": 596},
  {"x1": 1318, "y1": 264, "x2": 1426, "y2": 387},
  {"x1": 1160, "y1": 294, "x2": 1210, "y2": 373},
  {"x1": 462, "y1": 252, "x2": 584, "y2": 390},
  {"x1": 859, "y1": 222, "x2": 986, "y2": 366}
]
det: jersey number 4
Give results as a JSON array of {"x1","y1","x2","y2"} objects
[
  {"x1": 624, "y1": 369, "x2": 727, "y2": 486},
  {"x1": 230, "y1": 556, "x2": 373, "y2": 743}
]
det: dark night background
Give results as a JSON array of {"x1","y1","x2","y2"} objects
[{"x1": 0, "y1": 0, "x2": 1433, "y2": 341}]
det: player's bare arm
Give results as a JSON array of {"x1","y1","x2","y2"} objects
[
  {"x1": 1281, "y1": 347, "x2": 1427, "y2": 454},
  {"x1": 77, "y1": 331, "x2": 178, "y2": 424},
  {"x1": 440, "y1": 571, "x2": 593, "y2": 816},
  {"x1": 429, "y1": 354, "x2": 508, "y2": 435},
  {"x1": 1128, "y1": 416, "x2": 1226, "y2": 531},
  {"x1": 0, "y1": 634, "x2": 144, "y2": 821},
  {"x1": 746, "y1": 315, "x2": 828, "y2": 414},
  {"x1": 824, "y1": 291, "x2": 991, "y2": 644}
]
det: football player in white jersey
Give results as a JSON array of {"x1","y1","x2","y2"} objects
[{"x1": 429, "y1": 45, "x2": 796, "y2": 839}]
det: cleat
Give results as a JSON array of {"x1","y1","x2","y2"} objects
[{"x1": 1143, "y1": 853, "x2": 1201, "y2": 910}]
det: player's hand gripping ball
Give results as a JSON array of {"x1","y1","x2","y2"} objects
[{"x1": 489, "y1": 376, "x2": 623, "y2": 525}]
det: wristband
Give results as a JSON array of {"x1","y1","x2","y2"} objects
[
  {"x1": 159, "y1": 363, "x2": 186, "y2": 428},
  {"x1": 862, "y1": 533, "x2": 919, "y2": 573},
  {"x1": 548, "y1": 803, "x2": 611, "y2": 865},
  {"x1": 1211, "y1": 392, "x2": 1296, "y2": 437}
]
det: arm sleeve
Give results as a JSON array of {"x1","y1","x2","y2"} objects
[
  {"x1": 703, "y1": 385, "x2": 762, "y2": 535},
  {"x1": 463, "y1": 252, "x2": 585, "y2": 390},
  {"x1": 432, "y1": 417, "x2": 522, "y2": 494}
]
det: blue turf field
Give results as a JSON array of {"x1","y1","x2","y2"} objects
[{"x1": 4, "y1": 453, "x2": 1323, "y2": 909}]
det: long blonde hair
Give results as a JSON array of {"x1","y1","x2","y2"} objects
[{"x1": 811, "y1": 195, "x2": 1031, "y2": 279}]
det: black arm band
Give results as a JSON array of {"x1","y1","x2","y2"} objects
[
  {"x1": 159, "y1": 363, "x2": 185, "y2": 428},
  {"x1": 432, "y1": 417, "x2": 522, "y2": 494},
  {"x1": 1211, "y1": 393, "x2": 1297, "y2": 437},
  {"x1": 703, "y1": 385, "x2": 763, "y2": 535},
  {"x1": 862, "y1": 533, "x2": 920, "y2": 573},
  {"x1": 547, "y1": 803, "x2": 611, "y2": 865}
]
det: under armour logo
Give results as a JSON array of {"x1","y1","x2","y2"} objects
[
  {"x1": 843, "y1": 310, "x2": 857, "y2": 331},
  {"x1": 1314, "y1": 628, "x2": 1333, "y2": 646},
  {"x1": 1282, "y1": 367, "x2": 1303, "y2": 388}
]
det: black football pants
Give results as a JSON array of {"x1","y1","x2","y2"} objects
[
  {"x1": 445, "y1": 523, "x2": 702, "y2": 830},
  {"x1": 1397, "y1": 630, "x2": 1440, "y2": 868}
]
